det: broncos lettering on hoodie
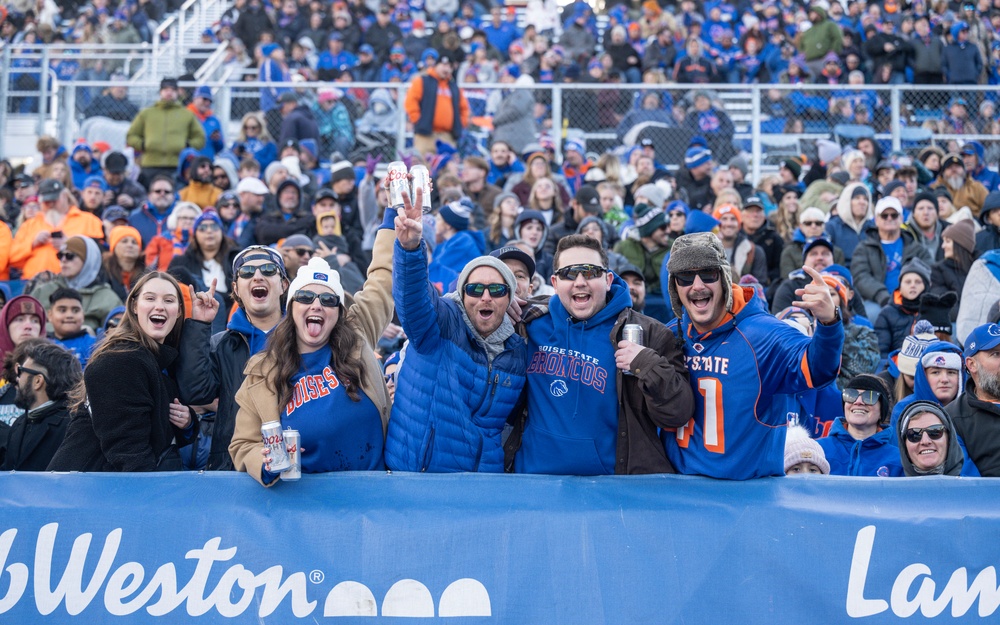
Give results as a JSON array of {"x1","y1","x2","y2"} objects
[{"x1": 516, "y1": 274, "x2": 632, "y2": 475}]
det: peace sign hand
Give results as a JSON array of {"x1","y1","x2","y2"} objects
[{"x1": 394, "y1": 177, "x2": 424, "y2": 250}]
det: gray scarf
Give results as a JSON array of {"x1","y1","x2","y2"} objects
[{"x1": 444, "y1": 291, "x2": 514, "y2": 361}]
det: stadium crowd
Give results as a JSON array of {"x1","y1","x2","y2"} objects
[{"x1": 1, "y1": 0, "x2": 1000, "y2": 481}]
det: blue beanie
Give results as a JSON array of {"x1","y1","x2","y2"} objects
[
  {"x1": 666, "y1": 200, "x2": 689, "y2": 216},
  {"x1": 439, "y1": 199, "x2": 471, "y2": 231},
  {"x1": 685, "y1": 146, "x2": 712, "y2": 169},
  {"x1": 684, "y1": 210, "x2": 719, "y2": 234},
  {"x1": 261, "y1": 43, "x2": 279, "y2": 57},
  {"x1": 823, "y1": 264, "x2": 853, "y2": 288}
]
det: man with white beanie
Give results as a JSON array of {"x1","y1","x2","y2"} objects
[
  {"x1": 663, "y1": 232, "x2": 843, "y2": 479},
  {"x1": 384, "y1": 189, "x2": 526, "y2": 473}
]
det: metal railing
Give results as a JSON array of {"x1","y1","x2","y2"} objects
[{"x1": 4, "y1": 78, "x2": 999, "y2": 179}]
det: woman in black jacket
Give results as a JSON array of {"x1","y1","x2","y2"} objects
[
  {"x1": 931, "y1": 219, "x2": 977, "y2": 321},
  {"x1": 47, "y1": 272, "x2": 196, "y2": 472},
  {"x1": 168, "y1": 211, "x2": 236, "y2": 333}
]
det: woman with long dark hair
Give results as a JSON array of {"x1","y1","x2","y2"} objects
[
  {"x1": 103, "y1": 225, "x2": 146, "y2": 301},
  {"x1": 168, "y1": 211, "x2": 235, "y2": 331},
  {"x1": 229, "y1": 216, "x2": 396, "y2": 486},
  {"x1": 48, "y1": 272, "x2": 196, "y2": 471},
  {"x1": 930, "y1": 219, "x2": 977, "y2": 321}
]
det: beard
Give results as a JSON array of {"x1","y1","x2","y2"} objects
[
  {"x1": 946, "y1": 175, "x2": 964, "y2": 189},
  {"x1": 977, "y1": 367, "x2": 1000, "y2": 401},
  {"x1": 14, "y1": 385, "x2": 36, "y2": 411}
]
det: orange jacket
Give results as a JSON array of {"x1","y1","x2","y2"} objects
[
  {"x1": 0, "y1": 220, "x2": 11, "y2": 280},
  {"x1": 404, "y1": 69, "x2": 471, "y2": 135},
  {"x1": 9, "y1": 207, "x2": 105, "y2": 278},
  {"x1": 179, "y1": 180, "x2": 222, "y2": 209}
]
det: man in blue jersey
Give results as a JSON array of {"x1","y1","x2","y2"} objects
[
  {"x1": 506, "y1": 234, "x2": 694, "y2": 475},
  {"x1": 664, "y1": 232, "x2": 844, "y2": 479}
]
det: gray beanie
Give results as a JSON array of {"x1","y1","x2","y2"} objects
[
  {"x1": 666, "y1": 232, "x2": 733, "y2": 318},
  {"x1": 634, "y1": 183, "x2": 666, "y2": 209},
  {"x1": 900, "y1": 257, "x2": 932, "y2": 289},
  {"x1": 455, "y1": 255, "x2": 517, "y2": 300}
]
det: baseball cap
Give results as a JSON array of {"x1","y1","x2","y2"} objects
[
  {"x1": 743, "y1": 195, "x2": 765, "y2": 210},
  {"x1": 104, "y1": 151, "x2": 128, "y2": 173},
  {"x1": 941, "y1": 153, "x2": 965, "y2": 170},
  {"x1": 575, "y1": 185, "x2": 600, "y2": 212},
  {"x1": 802, "y1": 236, "x2": 834, "y2": 260},
  {"x1": 618, "y1": 263, "x2": 644, "y2": 281},
  {"x1": 490, "y1": 246, "x2": 536, "y2": 278},
  {"x1": 874, "y1": 196, "x2": 903, "y2": 217},
  {"x1": 964, "y1": 323, "x2": 1000, "y2": 358},
  {"x1": 38, "y1": 179, "x2": 65, "y2": 201},
  {"x1": 102, "y1": 205, "x2": 129, "y2": 222},
  {"x1": 236, "y1": 177, "x2": 269, "y2": 195},
  {"x1": 194, "y1": 85, "x2": 213, "y2": 101},
  {"x1": 313, "y1": 188, "x2": 338, "y2": 202}
]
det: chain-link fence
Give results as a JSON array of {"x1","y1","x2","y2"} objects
[{"x1": 5, "y1": 79, "x2": 1000, "y2": 181}]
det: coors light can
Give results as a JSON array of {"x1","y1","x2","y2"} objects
[
  {"x1": 622, "y1": 324, "x2": 644, "y2": 376},
  {"x1": 261, "y1": 420, "x2": 291, "y2": 472},
  {"x1": 281, "y1": 429, "x2": 301, "y2": 481},
  {"x1": 409, "y1": 164, "x2": 432, "y2": 214},
  {"x1": 386, "y1": 161, "x2": 410, "y2": 213}
]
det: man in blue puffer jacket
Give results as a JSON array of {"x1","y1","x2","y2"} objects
[{"x1": 385, "y1": 194, "x2": 526, "y2": 473}]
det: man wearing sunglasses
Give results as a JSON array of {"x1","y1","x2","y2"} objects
[
  {"x1": 177, "y1": 246, "x2": 290, "y2": 470},
  {"x1": 663, "y1": 232, "x2": 843, "y2": 479},
  {"x1": 506, "y1": 234, "x2": 693, "y2": 476},
  {"x1": 385, "y1": 188, "x2": 526, "y2": 473},
  {"x1": 947, "y1": 323, "x2": 1000, "y2": 477},
  {"x1": 851, "y1": 196, "x2": 932, "y2": 318}
]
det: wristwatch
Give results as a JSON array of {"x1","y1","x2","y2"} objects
[{"x1": 818, "y1": 306, "x2": 842, "y2": 326}]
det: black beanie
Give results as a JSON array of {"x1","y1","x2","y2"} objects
[
  {"x1": 845, "y1": 374, "x2": 893, "y2": 426},
  {"x1": 912, "y1": 191, "x2": 939, "y2": 212}
]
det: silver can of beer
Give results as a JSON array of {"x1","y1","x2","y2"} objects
[
  {"x1": 261, "y1": 420, "x2": 291, "y2": 472},
  {"x1": 409, "y1": 164, "x2": 433, "y2": 214},
  {"x1": 622, "y1": 323, "x2": 644, "y2": 376},
  {"x1": 386, "y1": 161, "x2": 410, "y2": 213},
  {"x1": 281, "y1": 428, "x2": 301, "y2": 481}
]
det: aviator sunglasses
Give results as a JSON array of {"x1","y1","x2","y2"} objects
[{"x1": 905, "y1": 424, "x2": 947, "y2": 444}]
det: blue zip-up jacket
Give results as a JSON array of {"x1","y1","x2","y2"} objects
[
  {"x1": 427, "y1": 229, "x2": 486, "y2": 293},
  {"x1": 385, "y1": 240, "x2": 527, "y2": 473},
  {"x1": 128, "y1": 200, "x2": 175, "y2": 247},
  {"x1": 890, "y1": 340, "x2": 965, "y2": 433},
  {"x1": 664, "y1": 285, "x2": 844, "y2": 479},
  {"x1": 818, "y1": 418, "x2": 904, "y2": 477},
  {"x1": 516, "y1": 275, "x2": 633, "y2": 475},
  {"x1": 69, "y1": 158, "x2": 102, "y2": 190}
]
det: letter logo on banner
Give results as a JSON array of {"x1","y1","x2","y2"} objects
[{"x1": 847, "y1": 525, "x2": 1000, "y2": 619}]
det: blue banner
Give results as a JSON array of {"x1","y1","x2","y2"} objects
[{"x1": 1, "y1": 473, "x2": 999, "y2": 623}]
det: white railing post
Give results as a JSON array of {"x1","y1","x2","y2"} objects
[
  {"x1": 551, "y1": 85, "x2": 562, "y2": 161},
  {"x1": 37, "y1": 47, "x2": 50, "y2": 136},
  {"x1": 59, "y1": 82, "x2": 76, "y2": 148},
  {"x1": 751, "y1": 85, "x2": 762, "y2": 186},
  {"x1": 0, "y1": 46, "x2": 9, "y2": 158},
  {"x1": 891, "y1": 87, "x2": 902, "y2": 153},
  {"x1": 396, "y1": 87, "x2": 407, "y2": 158}
]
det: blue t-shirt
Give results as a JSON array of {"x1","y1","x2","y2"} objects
[
  {"x1": 881, "y1": 238, "x2": 904, "y2": 293},
  {"x1": 280, "y1": 345, "x2": 384, "y2": 472}
]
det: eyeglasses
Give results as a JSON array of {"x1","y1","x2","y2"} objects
[
  {"x1": 879, "y1": 212, "x2": 900, "y2": 220},
  {"x1": 16, "y1": 364, "x2": 47, "y2": 381},
  {"x1": 801, "y1": 221, "x2": 825, "y2": 227},
  {"x1": 673, "y1": 269, "x2": 721, "y2": 287},
  {"x1": 237, "y1": 262, "x2": 280, "y2": 279},
  {"x1": 56, "y1": 251, "x2": 77, "y2": 261},
  {"x1": 905, "y1": 424, "x2": 947, "y2": 444},
  {"x1": 245, "y1": 124, "x2": 261, "y2": 130},
  {"x1": 842, "y1": 388, "x2": 881, "y2": 406},
  {"x1": 218, "y1": 201, "x2": 239, "y2": 208},
  {"x1": 669, "y1": 211, "x2": 686, "y2": 218},
  {"x1": 196, "y1": 222, "x2": 221, "y2": 233},
  {"x1": 553, "y1": 264, "x2": 607, "y2": 281},
  {"x1": 291, "y1": 248, "x2": 313, "y2": 258},
  {"x1": 464, "y1": 282, "x2": 510, "y2": 298},
  {"x1": 292, "y1": 289, "x2": 340, "y2": 308},
  {"x1": 150, "y1": 188, "x2": 172, "y2": 195}
]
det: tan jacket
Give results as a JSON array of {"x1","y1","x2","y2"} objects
[
  {"x1": 930, "y1": 175, "x2": 988, "y2": 219},
  {"x1": 229, "y1": 228, "x2": 395, "y2": 485}
]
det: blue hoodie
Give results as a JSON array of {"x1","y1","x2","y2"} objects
[
  {"x1": 818, "y1": 418, "x2": 904, "y2": 477},
  {"x1": 516, "y1": 274, "x2": 632, "y2": 475},
  {"x1": 427, "y1": 229, "x2": 486, "y2": 293},
  {"x1": 226, "y1": 306, "x2": 272, "y2": 357},
  {"x1": 889, "y1": 340, "x2": 965, "y2": 433}
]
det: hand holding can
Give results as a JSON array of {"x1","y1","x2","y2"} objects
[{"x1": 617, "y1": 324, "x2": 645, "y2": 376}]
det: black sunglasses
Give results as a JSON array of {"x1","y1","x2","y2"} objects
[
  {"x1": 292, "y1": 248, "x2": 314, "y2": 257},
  {"x1": 673, "y1": 269, "x2": 721, "y2": 287},
  {"x1": 879, "y1": 212, "x2": 900, "y2": 220},
  {"x1": 464, "y1": 282, "x2": 510, "y2": 298},
  {"x1": 56, "y1": 251, "x2": 77, "y2": 261},
  {"x1": 553, "y1": 264, "x2": 607, "y2": 281},
  {"x1": 905, "y1": 424, "x2": 947, "y2": 444},
  {"x1": 237, "y1": 262, "x2": 280, "y2": 279},
  {"x1": 17, "y1": 364, "x2": 47, "y2": 381},
  {"x1": 293, "y1": 289, "x2": 340, "y2": 308},
  {"x1": 843, "y1": 388, "x2": 881, "y2": 406}
]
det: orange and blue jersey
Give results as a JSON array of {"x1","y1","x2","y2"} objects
[{"x1": 664, "y1": 286, "x2": 844, "y2": 479}]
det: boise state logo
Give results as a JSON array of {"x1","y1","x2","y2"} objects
[
  {"x1": 550, "y1": 380, "x2": 569, "y2": 397},
  {"x1": 990, "y1": 325, "x2": 1000, "y2": 336},
  {"x1": 933, "y1": 355, "x2": 947, "y2": 367},
  {"x1": 313, "y1": 272, "x2": 328, "y2": 280},
  {"x1": 877, "y1": 466, "x2": 889, "y2": 477}
]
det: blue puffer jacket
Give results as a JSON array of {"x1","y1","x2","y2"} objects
[
  {"x1": 385, "y1": 240, "x2": 527, "y2": 473},
  {"x1": 818, "y1": 418, "x2": 904, "y2": 477}
]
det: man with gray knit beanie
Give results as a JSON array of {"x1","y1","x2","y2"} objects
[
  {"x1": 663, "y1": 232, "x2": 845, "y2": 479},
  {"x1": 384, "y1": 189, "x2": 526, "y2": 473}
]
